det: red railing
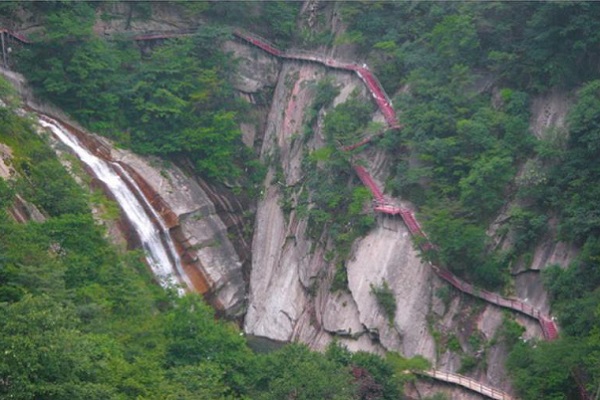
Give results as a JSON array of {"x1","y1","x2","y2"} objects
[
  {"x1": 234, "y1": 29, "x2": 561, "y2": 345},
  {"x1": 353, "y1": 165, "x2": 384, "y2": 202},
  {"x1": 1, "y1": 24, "x2": 570, "y2": 398},
  {"x1": 0, "y1": 28, "x2": 31, "y2": 44},
  {"x1": 5, "y1": 26, "x2": 566, "y2": 400},
  {"x1": 233, "y1": 30, "x2": 283, "y2": 57},
  {"x1": 373, "y1": 204, "x2": 402, "y2": 215},
  {"x1": 233, "y1": 31, "x2": 401, "y2": 130},
  {"x1": 354, "y1": 67, "x2": 400, "y2": 128}
]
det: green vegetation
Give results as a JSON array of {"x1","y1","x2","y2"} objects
[
  {"x1": 337, "y1": 0, "x2": 600, "y2": 290},
  {"x1": 505, "y1": 238, "x2": 600, "y2": 398},
  {"x1": 544, "y1": 80, "x2": 600, "y2": 242},
  {"x1": 0, "y1": 88, "x2": 88, "y2": 218},
  {"x1": 370, "y1": 280, "x2": 396, "y2": 324},
  {"x1": 203, "y1": 1, "x2": 302, "y2": 46},
  {"x1": 340, "y1": 2, "x2": 541, "y2": 290},
  {"x1": 341, "y1": 2, "x2": 600, "y2": 93},
  {"x1": 300, "y1": 94, "x2": 376, "y2": 290},
  {"x1": 504, "y1": 84, "x2": 600, "y2": 398},
  {"x1": 446, "y1": 335, "x2": 461, "y2": 352},
  {"x1": 311, "y1": 96, "x2": 376, "y2": 242},
  {"x1": 0, "y1": 78, "x2": 421, "y2": 400},
  {"x1": 11, "y1": 2, "x2": 262, "y2": 186},
  {"x1": 423, "y1": 394, "x2": 450, "y2": 400},
  {"x1": 340, "y1": 3, "x2": 600, "y2": 397},
  {"x1": 4, "y1": 1, "x2": 600, "y2": 398}
]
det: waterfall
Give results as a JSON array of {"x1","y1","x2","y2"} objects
[{"x1": 38, "y1": 115, "x2": 192, "y2": 294}]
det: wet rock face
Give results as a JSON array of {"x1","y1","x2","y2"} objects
[
  {"x1": 111, "y1": 148, "x2": 247, "y2": 316},
  {"x1": 2, "y1": 16, "x2": 581, "y2": 394},
  {"x1": 23, "y1": 90, "x2": 249, "y2": 316}
]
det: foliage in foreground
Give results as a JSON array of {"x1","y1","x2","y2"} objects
[{"x1": 0, "y1": 91, "x2": 414, "y2": 399}]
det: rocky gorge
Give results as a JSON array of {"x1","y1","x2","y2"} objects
[{"x1": 0, "y1": 3, "x2": 585, "y2": 398}]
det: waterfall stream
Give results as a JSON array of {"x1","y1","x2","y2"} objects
[{"x1": 38, "y1": 115, "x2": 192, "y2": 293}]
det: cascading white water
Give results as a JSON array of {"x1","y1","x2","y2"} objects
[{"x1": 38, "y1": 115, "x2": 192, "y2": 294}]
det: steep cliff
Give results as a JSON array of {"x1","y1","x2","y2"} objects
[
  {"x1": 233, "y1": 41, "x2": 432, "y2": 360},
  {"x1": 230, "y1": 33, "x2": 576, "y2": 398},
  {"x1": 1, "y1": 3, "x2": 584, "y2": 397}
]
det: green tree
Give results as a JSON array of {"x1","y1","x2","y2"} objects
[
  {"x1": 548, "y1": 80, "x2": 600, "y2": 241},
  {"x1": 370, "y1": 280, "x2": 396, "y2": 324},
  {"x1": 458, "y1": 152, "x2": 513, "y2": 218},
  {"x1": 429, "y1": 14, "x2": 480, "y2": 67},
  {"x1": 0, "y1": 295, "x2": 124, "y2": 399},
  {"x1": 508, "y1": 338, "x2": 586, "y2": 400},
  {"x1": 163, "y1": 295, "x2": 252, "y2": 396},
  {"x1": 252, "y1": 344, "x2": 356, "y2": 400}
]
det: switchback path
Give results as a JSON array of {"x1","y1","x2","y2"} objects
[
  {"x1": 231, "y1": 29, "x2": 559, "y2": 342},
  {"x1": 232, "y1": 28, "x2": 567, "y2": 400},
  {"x1": 3, "y1": 26, "x2": 563, "y2": 399},
  {"x1": 232, "y1": 30, "x2": 402, "y2": 129}
]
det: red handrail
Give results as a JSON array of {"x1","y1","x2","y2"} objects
[
  {"x1": 133, "y1": 26, "x2": 562, "y2": 345},
  {"x1": 0, "y1": 28, "x2": 31, "y2": 44}
]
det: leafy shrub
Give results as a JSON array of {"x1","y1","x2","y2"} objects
[{"x1": 370, "y1": 280, "x2": 396, "y2": 324}]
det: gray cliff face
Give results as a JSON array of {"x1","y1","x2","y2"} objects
[
  {"x1": 238, "y1": 50, "x2": 438, "y2": 356},
  {"x1": 231, "y1": 38, "x2": 577, "y2": 398},
  {"x1": 111, "y1": 149, "x2": 247, "y2": 314},
  {"x1": 2, "y1": 7, "x2": 581, "y2": 394}
]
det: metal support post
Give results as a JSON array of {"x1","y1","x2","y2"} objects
[{"x1": 1, "y1": 32, "x2": 7, "y2": 68}]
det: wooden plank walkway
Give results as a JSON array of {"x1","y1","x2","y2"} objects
[{"x1": 419, "y1": 370, "x2": 515, "y2": 400}]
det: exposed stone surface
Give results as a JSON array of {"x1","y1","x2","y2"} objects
[
  {"x1": 243, "y1": 54, "x2": 438, "y2": 359},
  {"x1": 530, "y1": 90, "x2": 571, "y2": 138},
  {"x1": 2, "y1": 65, "x2": 248, "y2": 316},
  {"x1": 9, "y1": 194, "x2": 45, "y2": 223},
  {"x1": 2, "y1": 14, "x2": 584, "y2": 398},
  {"x1": 478, "y1": 307, "x2": 514, "y2": 393},
  {"x1": 224, "y1": 41, "x2": 280, "y2": 94},
  {"x1": 346, "y1": 216, "x2": 435, "y2": 358},
  {"x1": 224, "y1": 40, "x2": 280, "y2": 149},
  {"x1": 111, "y1": 148, "x2": 246, "y2": 315},
  {"x1": 523, "y1": 216, "x2": 579, "y2": 274},
  {"x1": 242, "y1": 43, "x2": 580, "y2": 398},
  {"x1": 0, "y1": 143, "x2": 14, "y2": 179},
  {"x1": 322, "y1": 291, "x2": 365, "y2": 338},
  {"x1": 245, "y1": 61, "x2": 368, "y2": 345}
]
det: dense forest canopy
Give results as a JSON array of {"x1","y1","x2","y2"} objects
[
  {"x1": 0, "y1": 1, "x2": 600, "y2": 398},
  {"x1": 0, "y1": 76, "x2": 419, "y2": 399},
  {"x1": 339, "y1": 2, "x2": 600, "y2": 397}
]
